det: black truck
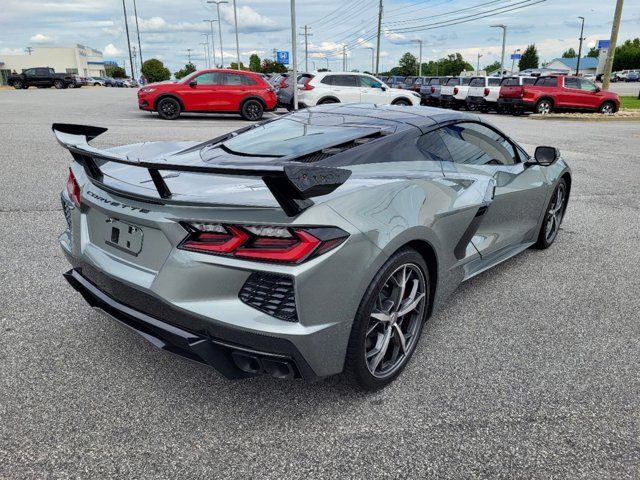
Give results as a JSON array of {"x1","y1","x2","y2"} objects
[{"x1": 7, "y1": 67, "x2": 79, "y2": 89}]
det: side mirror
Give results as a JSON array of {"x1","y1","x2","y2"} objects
[
  {"x1": 534, "y1": 146, "x2": 560, "y2": 166},
  {"x1": 189, "y1": 80, "x2": 197, "y2": 87}
]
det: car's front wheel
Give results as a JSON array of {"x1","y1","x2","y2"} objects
[
  {"x1": 393, "y1": 98, "x2": 411, "y2": 106},
  {"x1": 241, "y1": 99, "x2": 264, "y2": 120},
  {"x1": 13, "y1": 81, "x2": 23, "y2": 90},
  {"x1": 156, "y1": 97, "x2": 182, "y2": 120},
  {"x1": 54, "y1": 80, "x2": 64, "y2": 89},
  {"x1": 599, "y1": 101, "x2": 615, "y2": 114},
  {"x1": 534, "y1": 178, "x2": 567, "y2": 249},
  {"x1": 344, "y1": 248, "x2": 429, "y2": 391}
]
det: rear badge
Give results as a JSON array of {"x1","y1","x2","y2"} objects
[{"x1": 105, "y1": 218, "x2": 143, "y2": 256}]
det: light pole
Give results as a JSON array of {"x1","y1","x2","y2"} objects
[
  {"x1": 207, "y1": 1, "x2": 228, "y2": 67},
  {"x1": 477, "y1": 52, "x2": 482, "y2": 74},
  {"x1": 132, "y1": 0, "x2": 144, "y2": 69},
  {"x1": 311, "y1": 60, "x2": 316, "y2": 70},
  {"x1": 324, "y1": 56, "x2": 329, "y2": 70},
  {"x1": 364, "y1": 47, "x2": 374, "y2": 73},
  {"x1": 200, "y1": 42, "x2": 209, "y2": 70},
  {"x1": 202, "y1": 33, "x2": 211, "y2": 68},
  {"x1": 491, "y1": 24, "x2": 507, "y2": 76},
  {"x1": 232, "y1": 0, "x2": 240, "y2": 69},
  {"x1": 121, "y1": 0, "x2": 135, "y2": 80},
  {"x1": 203, "y1": 20, "x2": 217, "y2": 67},
  {"x1": 290, "y1": 0, "x2": 298, "y2": 110},
  {"x1": 576, "y1": 16, "x2": 585, "y2": 75},
  {"x1": 510, "y1": 48, "x2": 521, "y2": 73},
  {"x1": 412, "y1": 39, "x2": 422, "y2": 76}
]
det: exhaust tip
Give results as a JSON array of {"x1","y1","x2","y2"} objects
[
  {"x1": 231, "y1": 352, "x2": 262, "y2": 374},
  {"x1": 262, "y1": 358, "x2": 295, "y2": 380}
]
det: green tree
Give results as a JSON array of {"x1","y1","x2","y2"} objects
[
  {"x1": 141, "y1": 58, "x2": 170, "y2": 83},
  {"x1": 174, "y1": 62, "x2": 196, "y2": 80},
  {"x1": 105, "y1": 65, "x2": 126, "y2": 78},
  {"x1": 260, "y1": 59, "x2": 287, "y2": 74},
  {"x1": 519, "y1": 44, "x2": 539, "y2": 70},
  {"x1": 587, "y1": 47, "x2": 599, "y2": 58},
  {"x1": 317, "y1": 67, "x2": 329, "y2": 72},
  {"x1": 612, "y1": 38, "x2": 640, "y2": 71},
  {"x1": 230, "y1": 62, "x2": 246, "y2": 70},
  {"x1": 482, "y1": 60, "x2": 502, "y2": 73},
  {"x1": 562, "y1": 48, "x2": 577, "y2": 58},
  {"x1": 249, "y1": 54, "x2": 261, "y2": 72},
  {"x1": 398, "y1": 52, "x2": 418, "y2": 76}
]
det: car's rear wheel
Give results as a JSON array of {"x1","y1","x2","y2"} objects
[
  {"x1": 535, "y1": 98, "x2": 553, "y2": 114},
  {"x1": 318, "y1": 98, "x2": 338, "y2": 105},
  {"x1": 156, "y1": 97, "x2": 182, "y2": 120},
  {"x1": 241, "y1": 99, "x2": 264, "y2": 120},
  {"x1": 599, "y1": 101, "x2": 615, "y2": 114},
  {"x1": 344, "y1": 248, "x2": 429, "y2": 391},
  {"x1": 393, "y1": 98, "x2": 411, "y2": 106},
  {"x1": 54, "y1": 79, "x2": 64, "y2": 89},
  {"x1": 534, "y1": 178, "x2": 567, "y2": 249}
]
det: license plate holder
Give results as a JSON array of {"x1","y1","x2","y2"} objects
[{"x1": 105, "y1": 218, "x2": 144, "y2": 256}]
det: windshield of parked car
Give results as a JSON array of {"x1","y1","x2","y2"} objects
[{"x1": 211, "y1": 115, "x2": 385, "y2": 157}]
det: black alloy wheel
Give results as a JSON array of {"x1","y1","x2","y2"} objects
[{"x1": 157, "y1": 97, "x2": 181, "y2": 120}]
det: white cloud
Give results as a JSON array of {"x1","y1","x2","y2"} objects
[
  {"x1": 218, "y1": 5, "x2": 280, "y2": 33},
  {"x1": 104, "y1": 43, "x2": 121, "y2": 56},
  {"x1": 383, "y1": 28, "x2": 409, "y2": 45},
  {"x1": 30, "y1": 33, "x2": 52, "y2": 44},
  {"x1": 0, "y1": 47, "x2": 24, "y2": 55}
]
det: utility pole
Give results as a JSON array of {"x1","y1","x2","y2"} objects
[
  {"x1": 272, "y1": 48, "x2": 278, "y2": 61},
  {"x1": 510, "y1": 48, "x2": 521, "y2": 73},
  {"x1": 202, "y1": 33, "x2": 211, "y2": 68},
  {"x1": 187, "y1": 48, "x2": 193, "y2": 64},
  {"x1": 602, "y1": 0, "x2": 624, "y2": 90},
  {"x1": 132, "y1": 0, "x2": 143, "y2": 69},
  {"x1": 200, "y1": 42, "x2": 209, "y2": 70},
  {"x1": 375, "y1": 0, "x2": 383, "y2": 75},
  {"x1": 477, "y1": 52, "x2": 482, "y2": 74},
  {"x1": 203, "y1": 20, "x2": 218, "y2": 67},
  {"x1": 491, "y1": 24, "x2": 506, "y2": 76},
  {"x1": 299, "y1": 25, "x2": 313, "y2": 72},
  {"x1": 324, "y1": 56, "x2": 329, "y2": 70},
  {"x1": 365, "y1": 47, "x2": 374, "y2": 73},
  {"x1": 290, "y1": 0, "x2": 298, "y2": 110},
  {"x1": 207, "y1": 1, "x2": 228, "y2": 68},
  {"x1": 412, "y1": 39, "x2": 423, "y2": 76},
  {"x1": 576, "y1": 16, "x2": 585, "y2": 75},
  {"x1": 232, "y1": 0, "x2": 241, "y2": 69},
  {"x1": 121, "y1": 0, "x2": 135, "y2": 80},
  {"x1": 132, "y1": 45, "x2": 138, "y2": 77},
  {"x1": 343, "y1": 45, "x2": 347, "y2": 71},
  {"x1": 25, "y1": 46, "x2": 33, "y2": 55}
]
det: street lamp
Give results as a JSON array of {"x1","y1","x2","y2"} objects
[
  {"x1": 232, "y1": 0, "x2": 241, "y2": 69},
  {"x1": 203, "y1": 19, "x2": 218, "y2": 67},
  {"x1": 200, "y1": 42, "x2": 209, "y2": 70},
  {"x1": 324, "y1": 56, "x2": 329, "y2": 70},
  {"x1": 477, "y1": 51, "x2": 482, "y2": 74},
  {"x1": 411, "y1": 39, "x2": 423, "y2": 76},
  {"x1": 202, "y1": 33, "x2": 211, "y2": 68},
  {"x1": 510, "y1": 48, "x2": 521, "y2": 74},
  {"x1": 364, "y1": 47, "x2": 374, "y2": 73},
  {"x1": 576, "y1": 16, "x2": 585, "y2": 75},
  {"x1": 491, "y1": 24, "x2": 507, "y2": 76},
  {"x1": 207, "y1": 1, "x2": 228, "y2": 68}
]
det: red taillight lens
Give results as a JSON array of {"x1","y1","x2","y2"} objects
[
  {"x1": 66, "y1": 168, "x2": 81, "y2": 208},
  {"x1": 484, "y1": 87, "x2": 490, "y2": 96},
  {"x1": 430, "y1": 86, "x2": 435, "y2": 93},
  {"x1": 453, "y1": 87, "x2": 459, "y2": 95},
  {"x1": 179, "y1": 223, "x2": 348, "y2": 264},
  {"x1": 301, "y1": 82, "x2": 314, "y2": 90}
]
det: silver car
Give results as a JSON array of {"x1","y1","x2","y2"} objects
[{"x1": 56, "y1": 104, "x2": 571, "y2": 390}]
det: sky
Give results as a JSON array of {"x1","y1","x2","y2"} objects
[{"x1": 1, "y1": 0, "x2": 639, "y2": 75}]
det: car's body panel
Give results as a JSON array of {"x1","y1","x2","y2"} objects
[{"x1": 57, "y1": 105, "x2": 571, "y2": 380}]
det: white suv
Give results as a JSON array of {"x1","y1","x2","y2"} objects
[{"x1": 298, "y1": 72, "x2": 421, "y2": 107}]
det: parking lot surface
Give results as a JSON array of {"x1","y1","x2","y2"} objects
[{"x1": 1, "y1": 88, "x2": 639, "y2": 479}]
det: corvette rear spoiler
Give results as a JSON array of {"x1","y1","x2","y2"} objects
[{"x1": 52, "y1": 123, "x2": 352, "y2": 216}]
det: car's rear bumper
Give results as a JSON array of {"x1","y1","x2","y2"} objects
[
  {"x1": 63, "y1": 260, "x2": 319, "y2": 381},
  {"x1": 498, "y1": 98, "x2": 526, "y2": 108},
  {"x1": 466, "y1": 96, "x2": 486, "y2": 106}
]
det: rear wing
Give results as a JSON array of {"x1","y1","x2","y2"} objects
[{"x1": 52, "y1": 123, "x2": 351, "y2": 216}]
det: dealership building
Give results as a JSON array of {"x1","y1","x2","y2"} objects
[{"x1": 0, "y1": 44, "x2": 105, "y2": 85}]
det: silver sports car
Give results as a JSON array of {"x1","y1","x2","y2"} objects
[{"x1": 57, "y1": 104, "x2": 571, "y2": 390}]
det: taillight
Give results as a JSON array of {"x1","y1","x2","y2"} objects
[
  {"x1": 430, "y1": 86, "x2": 435, "y2": 93},
  {"x1": 279, "y1": 79, "x2": 288, "y2": 88},
  {"x1": 66, "y1": 168, "x2": 81, "y2": 208},
  {"x1": 179, "y1": 223, "x2": 348, "y2": 264},
  {"x1": 484, "y1": 87, "x2": 490, "y2": 96},
  {"x1": 301, "y1": 82, "x2": 314, "y2": 90},
  {"x1": 453, "y1": 87, "x2": 459, "y2": 95}
]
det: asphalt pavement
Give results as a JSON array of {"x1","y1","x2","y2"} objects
[{"x1": 1, "y1": 87, "x2": 639, "y2": 479}]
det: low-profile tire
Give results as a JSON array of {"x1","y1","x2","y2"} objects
[
  {"x1": 156, "y1": 97, "x2": 182, "y2": 120},
  {"x1": 54, "y1": 79, "x2": 64, "y2": 89},
  {"x1": 534, "y1": 178, "x2": 568, "y2": 249},
  {"x1": 240, "y1": 99, "x2": 264, "y2": 120},
  {"x1": 393, "y1": 98, "x2": 411, "y2": 106},
  {"x1": 535, "y1": 98, "x2": 553, "y2": 115},
  {"x1": 599, "y1": 101, "x2": 615, "y2": 114},
  {"x1": 344, "y1": 247, "x2": 430, "y2": 391},
  {"x1": 318, "y1": 98, "x2": 338, "y2": 105}
]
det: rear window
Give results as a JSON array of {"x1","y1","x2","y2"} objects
[
  {"x1": 500, "y1": 77, "x2": 519, "y2": 86},
  {"x1": 469, "y1": 77, "x2": 485, "y2": 87},
  {"x1": 488, "y1": 78, "x2": 501, "y2": 86},
  {"x1": 445, "y1": 77, "x2": 459, "y2": 86},
  {"x1": 429, "y1": 78, "x2": 440, "y2": 85},
  {"x1": 534, "y1": 77, "x2": 557, "y2": 87},
  {"x1": 404, "y1": 77, "x2": 416, "y2": 84},
  {"x1": 461, "y1": 77, "x2": 471, "y2": 86}
]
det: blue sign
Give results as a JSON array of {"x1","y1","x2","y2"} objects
[
  {"x1": 276, "y1": 51, "x2": 289, "y2": 65},
  {"x1": 510, "y1": 53, "x2": 521, "y2": 60},
  {"x1": 597, "y1": 40, "x2": 610, "y2": 49}
]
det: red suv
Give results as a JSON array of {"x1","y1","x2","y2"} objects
[{"x1": 138, "y1": 69, "x2": 277, "y2": 120}]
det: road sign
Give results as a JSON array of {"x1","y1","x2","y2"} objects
[
  {"x1": 597, "y1": 40, "x2": 610, "y2": 49},
  {"x1": 510, "y1": 53, "x2": 522, "y2": 60},
  {"x1": 276, "y1": 51, "x2": 289, "y2": 65}
]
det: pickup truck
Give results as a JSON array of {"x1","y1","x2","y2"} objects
[
  {"x1": 8, "y1": 67, "x2": 79, "y2": 89},
  {"x1": 512, "y1": 75, "x2": 620, "y2": 114},
  {"x1": 466, "y1": 76, "x2": 502, "y2": 112},
  {"x1": 496, "y1": 76, "x2": 537, "y2": 114},
  {"x1": 420, "y1": 77, "x2": 450, "y2": 106},
  {"x1": 439, "y1": 77, "x2": 471, "y2": 109}
]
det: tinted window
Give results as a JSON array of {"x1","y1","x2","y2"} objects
[
  {"x1": 329, "y1": 75, "x2": 358, "y2": 87},
  {"x1": 445, "y1": 77, "x2": 460, "y2": 86},
  {"x1": 223, "y1": 73, "x2": 255, "y2": 85},
  {"x1": 438, "y1": 123, "x2": 516, "y2": 166},
  {"x1": 500, "y1": 77, "x2": 519, "y2": 86},
  {"x1": 535, "y1": 77, "x2": 556, "y2": 87},
  {"x1": 36, "y1": 68, "x2": 50, "y2": 76},
  {"x1": 196, "y1": 72, "x2": 220, "y2": 85},
  {"x1": 417, "y1": 131, "x2": 451, "y2": 162},
  {"x1": 522, "y1": 77, "x2": 536, "y2": 85},
  {"x1": 359, "y1": 75, "x2": 380, "y2": 87},
  {"x1": 24, "y1": 69, "x2": 36, "y2": 76},
  {"x1": 564, "y1": 77, "x2": 580, "y2": 89},
  {"x1": 461, "y1": 77, "x2": 471, "y2": 85},
  {"x1": 469, "y1": 77, "x2": 485, "y2": 87},
  {"x1": 488, "y1": 78, "x2": 501, "y2": 86}
]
